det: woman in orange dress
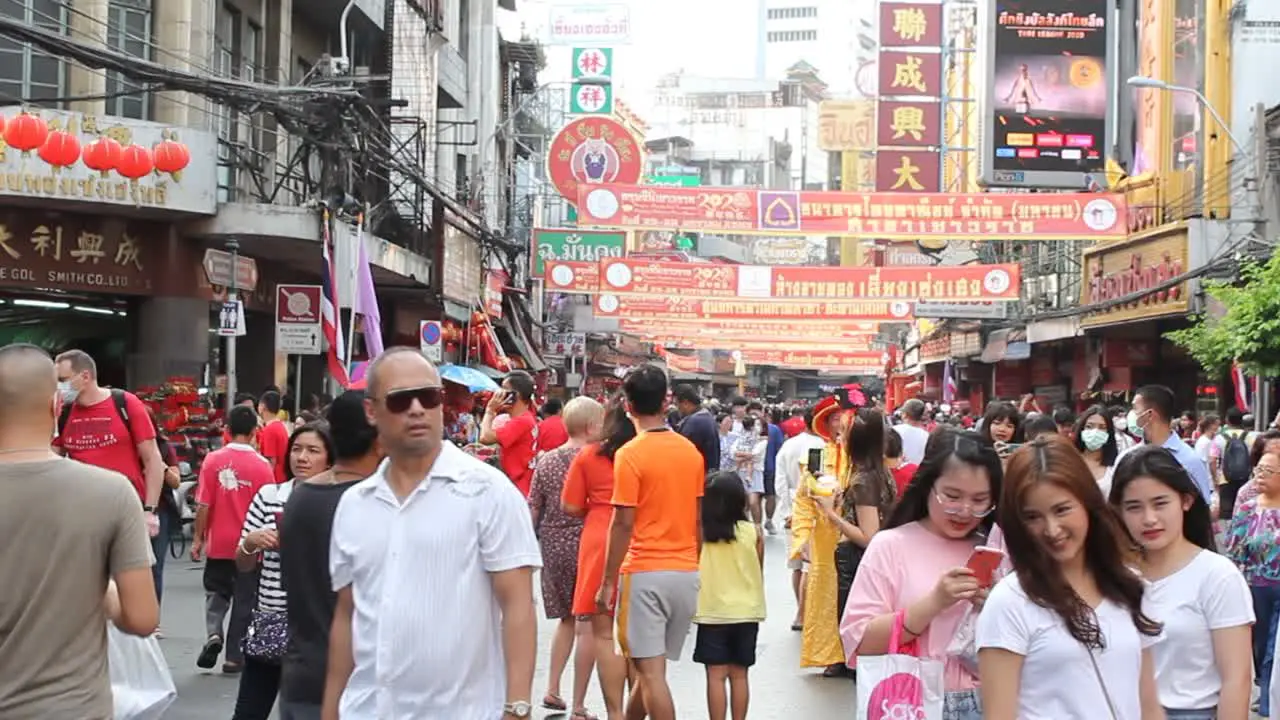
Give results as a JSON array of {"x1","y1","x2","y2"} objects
[{"x1": 563, "y1": 398, "x2": 636, "y2": 720}]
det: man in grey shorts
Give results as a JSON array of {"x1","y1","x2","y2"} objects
[{"x1": 597, "y1": 365, "x2": 703, "y2": 720}]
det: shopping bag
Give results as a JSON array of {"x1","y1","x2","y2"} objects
[
  {"x1": 856, "y1": 610, "x2": 944, "y2": 720},
  {"x1": 944, "y1": 603, "x2": 980, "y2": 676},
  {"x1": 108, "y1": 624, "x2": 177, "y2": 720}
]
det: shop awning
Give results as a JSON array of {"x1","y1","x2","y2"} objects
[{"x1": 499, "y1": 295, "x2": 549, "y2": 372}]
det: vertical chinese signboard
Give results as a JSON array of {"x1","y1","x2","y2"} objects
[
  {"x1": 877, "y1": 2, "x2": 945, "y2": 195},
  {"x1": 980, "y1": 0, "x2": 1115, "y2": 189}
]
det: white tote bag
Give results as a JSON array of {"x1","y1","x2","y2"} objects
[
  {"x1": 108, "y1": 624, "x2": 177, "y2": 720},
  {"x1": 856, "y1": 610, "x2": 945, "y2": 720}
]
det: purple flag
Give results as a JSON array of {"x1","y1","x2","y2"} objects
[{"x1": 355, "y1": 230, "x2": 385, "y2": 358}]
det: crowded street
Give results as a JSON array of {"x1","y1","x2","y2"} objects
[
  {"x1": 158, "y1": 532, "x2": 851, "y2": 719},
  {"x1": 3, "y1": 0, "x2": 1280, "y2": 718}
]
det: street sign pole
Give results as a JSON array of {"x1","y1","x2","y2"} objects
[{"x1": 225, "y1": 237, "x2": 240, "y2": 416}]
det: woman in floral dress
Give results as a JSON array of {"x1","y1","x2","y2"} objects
[{"x1": 529, "y1": 397, "x2": 605, "y2": 719}]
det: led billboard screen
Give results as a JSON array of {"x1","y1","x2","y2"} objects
[{"x1": 981, "y1": 1, "x2": 1114, "y2": 189}]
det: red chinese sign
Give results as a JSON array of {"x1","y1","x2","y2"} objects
[
  {"x1": 657, "y1": 337, "x2": 880, "y2": 353},
  {"x1": 576, "y1": 183, "x2": 1128, "y2": 240},
  {"x1": 876, "y1": 150, "x2": 942, "y2": 193},
  {"x1": 877, "y1": 101, "x2": 942, "y2": 148},
  {"x1": 593, "y1": 294, "x2": 914, "y2": 321},
  {"x1": 879, "y1": 51, "x2": 943, "y2": 97},
  {"x1": 543, "y1": 260, "x2": 599, "y2": 293},
  {"x1": 879, "y1": 2, "x2": 945, "y2": 47},
  {"x1": 661, "y1": 350, "x2": 703, "y2": 373},
  {"x1": 483, "y1": 269, "x2": 507, "y2": 318},
  {"x1": 739, "y1": 349, "x2": 886, "y2": 370},
  {"x1": 547, "y1": 116, "x2": 644, "y2": 207},
  {"x1": 597, "y1": 257, "x2": 1019, "y2": 301},
  {"x1": 619, "y1": 319, "x2": 881, "y2": 335}
]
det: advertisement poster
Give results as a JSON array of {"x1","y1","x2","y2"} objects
[{"x1": 982, "y1": 1, "x2": 1113, "y2": 188}]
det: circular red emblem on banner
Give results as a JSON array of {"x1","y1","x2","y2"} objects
[{"x1": 547, "y1": 116, "x2": 643, "y2": 207}]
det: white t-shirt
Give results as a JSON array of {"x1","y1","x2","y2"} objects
[
  {"x1": 976, "y1": 573, "x2": 1161, "y2": 720},
  {"x1": 893, "y1": 423, "x2": 929, "y2": 465},
  {"x1": 1144, "y1": 550, "x2": 1254, "y2": 710}
]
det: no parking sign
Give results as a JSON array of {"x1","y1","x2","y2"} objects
[{"x1": 419, "y1": 320, "x2": 442, "y2": 363}]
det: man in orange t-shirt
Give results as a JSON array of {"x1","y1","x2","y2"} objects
[{"x1": 597, "y1": 365, "x2": 703, "y2": 720}]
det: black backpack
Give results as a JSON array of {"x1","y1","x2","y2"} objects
[
  {"x1": 1222, "y1": 431, "x2": 1253, "y2": 486},
  {"x1": 59, "y1": 389, "x2": 175, "y2": 510}
]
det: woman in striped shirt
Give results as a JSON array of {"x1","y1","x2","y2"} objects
[{"x1": 231, "y1": 423, "x2": 334, "y2": 720}]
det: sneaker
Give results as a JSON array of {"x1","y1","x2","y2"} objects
[
  {"x1": 764, "y1": 520, "x2": 777, "y2": 535},
  {"x1": 196, "y1": 635, "x2": 223, "y2": 669}
]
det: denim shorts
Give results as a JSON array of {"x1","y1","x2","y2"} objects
[{"x1": 944, "y1": 689, "x2": 983, "y2": 720}]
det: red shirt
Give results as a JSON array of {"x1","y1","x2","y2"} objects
[
  {"x1": 258, "y1": 419, "x2": 291, "y2": 483},
  {"x1": 780, "y1": 416, "x2": 806, "y2": 438},
  {"x1": 892, "y1": 463, "x2": 919, "y2": 496},
  {"x1": 537, "y1": 416, "x2": 569, "y2": 452},
  {"x1": 55, "y1": 391, "x2": 156, "y2": 503},
  {"x1": 497, "y1": 410, "x2": 538, "y2": 496},
  {"x1": 196, "y1": 444, "x2": 275, "y2": 559}
]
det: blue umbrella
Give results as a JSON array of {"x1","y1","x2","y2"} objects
[{"x1": 438, "y1": 363, "x2": 501, "y2": 393}]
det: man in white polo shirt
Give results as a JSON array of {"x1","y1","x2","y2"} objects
[{"x1": 321, "y1": 347, "x2": 542, "y2": 720}]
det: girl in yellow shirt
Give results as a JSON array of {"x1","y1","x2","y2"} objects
[{"x1": 694, "y1": 471, "x2": 766, "y2": 720}]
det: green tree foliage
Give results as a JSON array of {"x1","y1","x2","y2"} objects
[{"x1": 1166, "y1": 253, "x2": 1280, "y2": 376}]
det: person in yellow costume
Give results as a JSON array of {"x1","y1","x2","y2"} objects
[{"x1": 789, "y1": 394, "x2": 853, "y2": 675}]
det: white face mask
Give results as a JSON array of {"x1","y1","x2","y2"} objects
[
  {"x1": 1080, "y1": 428, "x2": 1109, "y2": 451},
  {"x1": 57, "y1": 380, "x2": 78, "y2": 404},
  {"x1": 1113, "y1": 416, "x2": 1128, "y2": 431}
]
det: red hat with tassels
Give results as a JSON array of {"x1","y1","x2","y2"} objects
[{"x1": 812, "y1": 395, "x2": 841, "y2": 442}]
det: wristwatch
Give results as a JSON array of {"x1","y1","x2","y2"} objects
[
  {"x1": 503, "y1": 701, "x2": 532, "y2": 717},
  {"x1": 143, "y1": 505, "x2": 156, "y2": 513}
]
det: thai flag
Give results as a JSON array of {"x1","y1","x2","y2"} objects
[
  {"x1": 321, "y1": 211, "x2": 350, "y2": 388},
  {"x1": 1232, "y1": 361, "x2": 1254, "y2": 412},
  {"x1": 942, "y1": 358, "x2": 957, "y2": 403}
]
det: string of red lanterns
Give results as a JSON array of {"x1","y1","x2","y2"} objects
[{"x1": 2, "y1": 110, "x2": 191, "y2": 182}]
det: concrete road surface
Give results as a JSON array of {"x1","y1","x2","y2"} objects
[{"x1": 156, "y1": 529, "x2": 854, "y2": 718}]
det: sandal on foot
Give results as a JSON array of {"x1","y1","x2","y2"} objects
[
  {"x1": 822, "y1": 663, "x2": 851, "y2": 678},
  {"x1": 571, "y1": 710, "x2": 598, "y2": 720},
  {"x1": 542, "y1": 694, "x2": 567, "y2": 711},
  {"x1": 790, "y1": 622, "x2": 803, "y2": 631}
]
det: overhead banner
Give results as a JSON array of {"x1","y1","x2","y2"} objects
[
  {"x1": 618, "y1": 319, "x2": 881, "y2": 334},
  {"x1": 663, "y1": 351, "x2": 703, "y2": 373},
  {"x1": 980, "y1": 1, "x2": 1114, "y2": 189},
  {"x1": 547, "y1": 116, "x2": 643, "y2": 206},
  {"x1": 657, "y1": 337, "x2": 882, "y2": 353},
  {"x1": 739, "y1": 349, "x2": 887, "y2": 371},
  {"x1": 544, "y1": 260, "x2": 599, "y2": 293},
  {"x1": 576, "y1": 183, "x2": 1127, "y2": 240},
  {"x1": 592, "y1": 258, "x2": 1019, "y2": 301},
  {"x1": 593, "y1": 295, "x2": 914, "y2": 321}
]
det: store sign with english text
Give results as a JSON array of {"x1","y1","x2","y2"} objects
[{"x1": 0, "y1": 211, "x2": 157, "y2": 294}]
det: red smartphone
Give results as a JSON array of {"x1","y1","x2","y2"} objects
[{"x1": 966, "y1": 546, "x2": 1005, "y2": 588}]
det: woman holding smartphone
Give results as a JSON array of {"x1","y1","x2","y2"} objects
[
  {"x1": 1111, "y1": 446, "x2": 1253, "y2": 720},
  {"x1": 840, "y1": 428, "x2": 1003, "y2": 720},
  {"x1": 977, "y1": 435, "x2": 1164, "y2": 720}
]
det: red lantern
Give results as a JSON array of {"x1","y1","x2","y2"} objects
[
  {"x1": 116, "y1": 144, "x2": 154, "y2": 180},
  {"x1": 82, "y1": 136, "x2": 122, "y2": 177},
  {"x1": 4, "y1": 112, "x2": 49, "y2": 154},
  {"x1": 152, "y1": 138, "x2": 190, "y2": 176},
  {"x1": 38, "y1": 130, "x2": 80, "y2": 170}
]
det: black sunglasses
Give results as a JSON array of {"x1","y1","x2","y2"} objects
[{"x1": 380, "y1": 385, "x2": 444, "y2": 413}]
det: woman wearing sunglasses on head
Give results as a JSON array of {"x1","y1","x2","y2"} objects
[
  {"x1": 976, "y1": 435, "x2": 1164, "y2": 720},
  {"x1": 1110, "y1": 446, "x2": 1253, "y2": 720},
  {"x1": 840, "y1": 428, "x2": 1002, "y2": 720}
]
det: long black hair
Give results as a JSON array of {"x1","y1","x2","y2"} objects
[
  {"x1": 885, "y1": 427, "x2": 1003, "y2": 535},
  {"x1": 703, "y1": 471, "x2": 749, "y2": 543},
  {"x1": 979, "y1": 401, "x2": 1023, "y2": 445},
  {"x1": 1109, "y1": 445, "x2": 1217, "y2": 552},
  {"x1": 596, "y1": 395, "x2": 637, "y2": 462},
  {"x1": 1073, "y1": 404, "x2": 1120, "y2": 468}
]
